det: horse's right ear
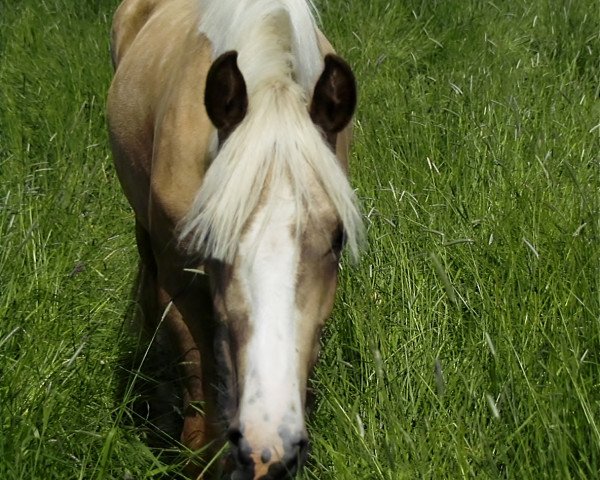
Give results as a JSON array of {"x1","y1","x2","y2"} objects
[{"x1": 205, "y1": 51, "x2": 248, "y2": 133}]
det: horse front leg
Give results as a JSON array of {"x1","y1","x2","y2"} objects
[
  {"x1": 137, "y1": 220, "x2": 224, "y2": 474},
  {"x1": 129, "y1": 223, "x2": 184, "y2": 444},
  {"x1": 155, "y1": 273, "x2": 224, "y2": 477}
]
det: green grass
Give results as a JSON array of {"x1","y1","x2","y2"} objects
[{"x1": 1, "y1": 0, "x2": 598, "y2": 478}]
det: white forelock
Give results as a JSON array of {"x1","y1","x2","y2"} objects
[{"x1": 197, "y1": 0, "x2": 323, "y2": 93}]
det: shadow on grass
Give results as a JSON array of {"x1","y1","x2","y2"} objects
[{"x1": 115, "y1": 267, "x2": 188, "y2": 478}]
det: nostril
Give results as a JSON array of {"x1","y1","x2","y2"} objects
[
  {"x1": 227, "y1": 428, "x2": 253, "y2": 467},
  {"x1": 281, "y1": 436, "x2": 309, "y2": 472},
  {"x1": 296, "y1": 437, "x2": 308, "y2": 453},
  {"x1": 293, "y1": 435, "x2": 309, "y2": 460},
  {"x1": 227, "y1": 427, "x2": 243, "y2": 447}
]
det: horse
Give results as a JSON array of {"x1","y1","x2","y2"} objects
[{"x1": 107, "y1": 0, "x2": 363, "y2": 478}]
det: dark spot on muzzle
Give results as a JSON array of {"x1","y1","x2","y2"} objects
[
  {"x1": 257, "y1": 442, "x2": 308, "y2": 479},
  {"x1": 261, "y1": 448, "x2": 272, "y2": 464}
]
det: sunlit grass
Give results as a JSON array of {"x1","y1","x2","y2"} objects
[{"x1": 1, "y1": 0, "x2": 598, "y2": 478}]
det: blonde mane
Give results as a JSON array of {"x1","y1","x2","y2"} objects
[{"x1": 178, "y1": 0, "x2": 364, "y2": 263}]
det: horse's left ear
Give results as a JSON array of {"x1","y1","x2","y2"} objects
[
  {"x1": 205, "y1": 51, "x2": 248, "y2": 133},
  {"x1": 309, "y1": 54, "x2": 357, "y2": 134}
]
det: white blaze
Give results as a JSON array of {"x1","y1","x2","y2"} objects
[{"x1": 237, "y1": 182, "x2": 304, "y2": 451}]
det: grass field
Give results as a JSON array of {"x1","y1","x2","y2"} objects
[{"x1": 1, "y1": 0, "x2": 598, "y2": 478}]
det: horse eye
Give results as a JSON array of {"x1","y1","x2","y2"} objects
[{"x1": 331, "y1": 225, "x2": 346, "y2": 253}]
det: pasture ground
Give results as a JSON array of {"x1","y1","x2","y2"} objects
[{"x1": 0, "y1": 0, "x2": 598, "y2": 478}]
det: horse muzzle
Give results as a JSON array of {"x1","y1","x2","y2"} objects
[{"x1": 228, "y1": 426, "x2": 308, "y2": 479}]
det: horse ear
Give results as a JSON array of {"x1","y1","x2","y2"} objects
[
  {"x1": 205, "y1": 51, "x2": 248, "y2": 132},
  {"x1": 309, "y1": 54, "x2": 357, "y2": 134}
]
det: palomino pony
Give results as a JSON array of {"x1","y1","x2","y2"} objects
[{"x1": 108, "y1": 0, "x2": 363, "y2": 477}]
